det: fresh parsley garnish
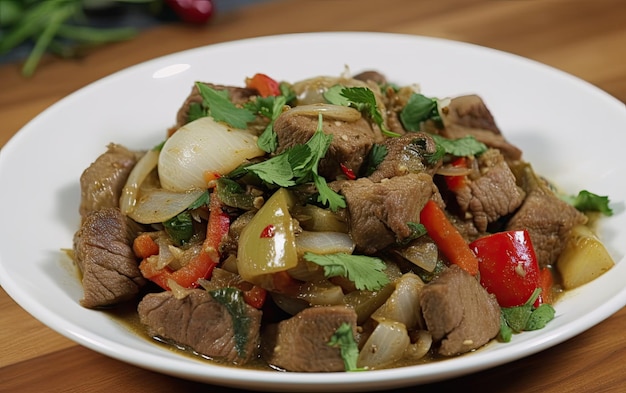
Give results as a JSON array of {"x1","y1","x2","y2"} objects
[
  {"x1": 563, "y1": 190, "x2": 613, "y2": 216},
  {"x1": 245, "y1": 114, "x2": 346, "y2": 211},
  {"x1": 429, "y1": 133, "x2": 487, "y2": 158},
  {"x1": 499, "y1": 288, "x2": 555, "y2": 342},
  {"x1": 303, "y1": 252, "x2": 389, "y2": 291},
  {"x1": 245, "y1": 95, "x2": 288, "y2": 153},
  {"x1": 195, "y1": 83, "x2": 257, "y2": 129},
  {"x1": 327, "y1": 322, "x2": 364, "y2": 372},
  {"x1": 324, "y1": 85, "x2": 400, "y2": 137},
  {"x1": 399, "y1": 93, "x2": 442, "y2": 131}
]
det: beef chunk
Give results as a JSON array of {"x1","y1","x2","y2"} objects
[
  {"x1": 368, "y1": 133, "x2": 441, "y2": 182},
  {"x1": 138, "y1": 289, "x2": 262, "y2": 365},
  {"x1": 353, "y1": 70, "x2": 387, "y2": 85},
  {"x1": 262, "y1": 305, "x2": 357, "y2": 372},
  {"x1": 273, "y1": 109, "x2": 383, "y2": 180},
  {"x1": 340, "y1": 173, "x2": 437, "y2": 254},
  {"x1": 420, "y1": 265, "x2": 500, "y2": 356},
  {"x1": 506, "y1": 164, "x2": 587, "y2": 268},
  {"x1": 173, "y1": 83, "x2": 257, "y2": 130},
  {"x1": 452, "y1": 149, "x2": 526, "y2": 232},
  {"x1": 79, "y1": 144, "x2": 137, "y2": 218},
  {"x1": 73, "y1": 207, "x2": 146, "y2": 308},
  {"x1": 435, "y1": 95, "x2": 522, "y2": 161}
]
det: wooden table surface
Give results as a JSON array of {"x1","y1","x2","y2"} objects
[{"x1": 1, "y1": 0, "x2": 625, "y2": 392}]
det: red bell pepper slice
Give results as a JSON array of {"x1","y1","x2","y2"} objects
[
  {"x1": 469, "y1": 230, "x2": 542, "y2": 308},
  {"x1": 245, "y1": 73, "x2": 281, "y2": 97},
  {"x1": 420, "y1": 199, "x2": 479, "y2": 276},
  {"x1": 444, "y1": 157, "x2": 468, "y2": 191},
  {"x1": 138, "y1": 193, "x2": 229, "y2": 290}
]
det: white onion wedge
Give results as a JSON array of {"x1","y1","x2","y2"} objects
[
  {"x1": 371, "y1": 272, "x2": 424, "y2": 330},
  {"x1": 120, "y1": 149, "x2": 159, "y2": 215},
  {"x1": 358, "y1": 320, "x2": 410, "y2": 369},
  {"x1": 158, "y1": 116, "x2": 264, "y2": 192},
  {"x1": 127, "y1": 188, "x2": 206, "y2": 224}
]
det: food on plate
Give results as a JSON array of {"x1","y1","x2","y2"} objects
[{"x1": 70, "y1": 69, "x2": 615, "y2": 371}]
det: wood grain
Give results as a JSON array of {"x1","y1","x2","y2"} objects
[{"x1": 1, "y1": 0, "x2": 625, "y2": 391}]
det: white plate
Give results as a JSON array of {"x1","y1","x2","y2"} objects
[{"x1": 0, "y1": 32, "x2": 625, "y2": 392}]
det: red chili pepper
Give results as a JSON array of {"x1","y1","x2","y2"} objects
[
  {"x1": 444, "y1": 157, "x2": 468, "y2": 191},
  {"x1": 245, "y1": 73, "x2": 281, "y2": 97},
  {"x1": 538, "y1": 267, "x2": 554, "y2": 305},
  {"x1": 260, "y1": 224, "x2": 275, "y2": 238},
  {"x1": 165, "y1": 0, "x2": 215, "y2": 24},
  {"x1": 340, "y1": 163, "x2": 357, "y2": 180},
  {"x1": 469, "y1": 230, "x2": 542, "y2": 308},
  {"x1": 139, "y1": 193, "x2": 229, "y2": 290},
  {"x1": 420, "y1": 199, "x2": 479, "y2": 276}
]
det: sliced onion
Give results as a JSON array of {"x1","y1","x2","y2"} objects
[
  {"x1": 295, "y1": 231, "x2": 355, "y2": 255},
  {"x1": 396, "y1": 240, "x2": 439, "y2": 272},
  {"x1": 404, "y1": 330, "x2": 433, "y2": 361},
  {"x1": 282, "y1": 104, "x2": 362, "y2": 122},
  {"x1": 120, "y1": 149, "x2": 159, "y2": 215},
  {"x1": 158, "y1": 116, "x2": 265, "y2": 192},
  {"x1": 127, "y1": 188, "x2": 205, "y2": 224},
  {"x1": 371, "y1": 272, "x2": 424, "y2": 330},
  {"x1": 357, "y1": 320, "x2": 410, "y2": 369}
]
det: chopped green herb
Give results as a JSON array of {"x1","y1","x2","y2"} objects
[
  {"x1": 245, "y1": 114, "x2": 346, "y2": 211},
  {"x1": 162, "y1": 191, "x2": 209, "y2": 245},
  {"x1": 429, "y1": 134, "x2": 487, "y2": 158},
  {"x1": 303, "y1": 252, "x2": 389, "y2": 291},
  {"x1": 364, "y1": 143, "x2": 388, "y2": 176},
  {"x1": 186, "y1": 102, "x2": 206, "y2": 123},
  {"x1": 215, "y1": 178, "x2": 256, "y2": 210},
  {"x1": 399, "y1": 93, "x2": 441, "y2": 131},
  {"x1": 209, "y1": 287, "x2": 253, "y2": 358},
  {"x1": 399, "y1": 222, "x2": 428, "y2": 245},
  {"x1": 195, "y1": 83, "x2": 256, "y2": 129},
  {"x1": 499, "y1": 288, "x2": 555, "y2": 342},
  {"x1": 163, "y1": 211, "x2": 193, "y2": 246},
  {"x1": 245, "y1": 95, "x2": 287, "y2": 153},
  {"x1": 327, "y1": 322, "x2": 365, "y2": 372},
  {"x1": 563, "y1": 190, "x2": 613, "y2": 216},
  {"x1": 324, "y1": 85, "x2": 400, "y2": 137},
  {"x1": 408, "y1": 137, "x2": 446, "y2": 165}
]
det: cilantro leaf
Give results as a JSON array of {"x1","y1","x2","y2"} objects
[
  {"x1": 364, "y1": 143, "x2": 388, "y2": 176},
  {"x1": 324, "y1": 85, "x2": 400, "y2": 137},
  {"x1": 327, "y1": 322, "x2": 365, "y2": 372},
  {"x1": 303, "y1": 252, "x2": 389, "y2": 291},
  {"x1": 245, "y1": 95, "x2": 287, "y2": 153},
  {"x1": 429, "y1": 133, "x2": 487, "y2": 158},
  {"x1": 399, "y1": 93, "x2": 441, "y2": 132},
  {"x1": 563, "y1": 190, "x2": 613, "y2": 216},
  {"x1": 195, "y1": 82, "x2": 256, "y2": 129},
  {"x1": 245, "y1": 114, "x2": 346, "y2": 211},
  {"x1": 187, "y1": 102, "x2": 206, "y2": 123}
]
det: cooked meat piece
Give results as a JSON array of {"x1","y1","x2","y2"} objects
[
  {"x1": 434, "y1": 95, "x2": 523, "y2": 161},
  {"x1": 79, "y1": 143, "x2": 137, "y2": 218},
  {"x1": 73, "y1": 207, "x2": 146, "y2": 308},
  {"x1": 138, "y1": 289, "x2": 262, "y2": 365},
  {"x1": 452, "y1": 149, "x2": 526, "y2": 232},
  {"x1": 173, "y1": 82, "x2": 257, "y2": 130},
  {"x1": 368, "y1": 133, "x2": 441, "y2": 182},
  {"x1": 506, "y1": 164, "x2": 587, "y2": 268},
  {"x1": 273, "y1": 109, "x2": 383, "y2": 180},
  {"x1": 340, "y1": 173, "x2": 437, "y2": 254},
  {"x1": 353, "y1": 70, "x2": 387, "y2": 85},
  {"x1": 420, "y1": 265, "x2": 501, "y2": 356},
  {"x1": 262, "y1": 305, "x2": 357, "y2": 372}
]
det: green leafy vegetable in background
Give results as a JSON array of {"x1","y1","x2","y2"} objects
[{"x1": 562, "y1": 190, "x2": 613, "y2": 216}]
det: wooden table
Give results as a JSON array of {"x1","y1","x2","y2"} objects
[{"x1": 1, "y1": 0, "x2": 625, "y2": 391}]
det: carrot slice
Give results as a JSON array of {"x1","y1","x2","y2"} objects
[{"x1": 419, "y1": 199, "x2": 479, "y2": 275}]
